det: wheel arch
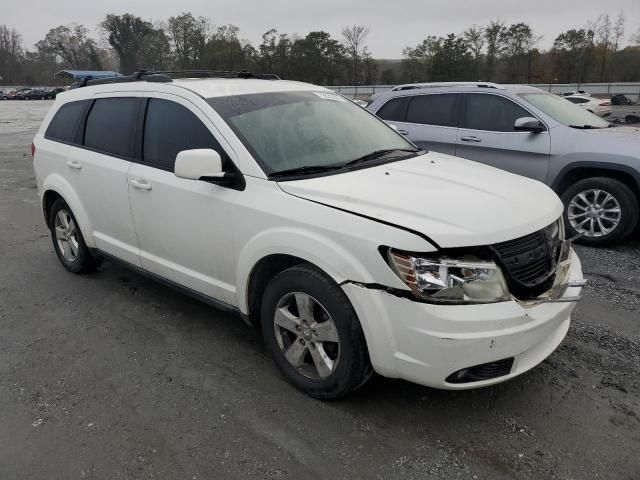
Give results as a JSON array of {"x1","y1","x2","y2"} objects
[
  {"x1": 551, "y1": 162, "x2": 640, "y2": 200},
  {"x1": 41, "y1": 175, "x2": 95, "y2": 247}
]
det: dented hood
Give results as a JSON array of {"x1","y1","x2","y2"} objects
[{"x1": 278, "y1": 152, "x2": 563, "y2": 248}]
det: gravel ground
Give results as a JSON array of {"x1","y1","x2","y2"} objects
[{"x1": 0, "y1": 100, "x2": 639, "y2": 480}]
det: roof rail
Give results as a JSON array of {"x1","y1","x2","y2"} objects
[
  {"x1": 74, "y1": 69, "x2": 280, "y2": 88},
  {"x1": 392, "y1": 81, "x2": 505, "y2": 91}
]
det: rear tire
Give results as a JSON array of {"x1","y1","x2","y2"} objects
[
  {"x1": 260, "y1": 264, "x2": 372, "y2": 399},
  {"x1": 561, "y1": 177, "x2": 639, "y2": 246},
  {"x1": 48, "y1": 198, "x2": 103, "y2": 273}
]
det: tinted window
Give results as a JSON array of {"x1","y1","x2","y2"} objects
[
  {"x1": 461, "y1": 94, "x2": 531, "y2": 132},
  {"x1": 143, "y1": 99, "x2": 224, "y2": 171},
  {"x1": 567, "y1": 97, "x2": 588, "y2": 104},
  {"x1": 405, "y1": 94, "x2": 459, "y2": 127},
  {"x1": 84, "y1": 98, "x2": 139, "y2": 158},
  {"x1": 376, "y1": 97, "x2": 410, "y2": 121},
  {"x1": 45, "y1": 100, "x2": 88, "y2": 143}
]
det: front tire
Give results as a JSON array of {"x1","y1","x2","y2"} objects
[
  {"x1": 561, "y1": 177, "x2": 639, "y2": 246},
  {"x1": 48, "y1": 198, "x2": 102, "y2": 273},
  {"x1": 260, "y1": 264, "x2": 372, "y2": 399}
]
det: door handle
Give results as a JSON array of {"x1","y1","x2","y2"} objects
[
  {"x1": 460, "y1": 136, "x2": 482, "y2": 143},
  {"x1": 397, "y1": 129, "x2": 409, "y2": 135},
  {"x1": 66, "y1": 160, "x2": 82, "y2": 170},
  {"x1": 129, "y1": 179, "x2": 152, "y2": 191}
]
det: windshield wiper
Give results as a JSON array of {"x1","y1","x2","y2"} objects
[
  {"x1": 344, "y1": 148, "x2": 420, "y2": 167},
  {"x1": 269, "y1": 164, "x2": 345, "y2": 179}
]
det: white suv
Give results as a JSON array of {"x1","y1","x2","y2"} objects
[{"x1": 32, "y1": 72, "x2": 584, "y2": 398}]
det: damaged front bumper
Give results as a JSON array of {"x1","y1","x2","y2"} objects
[{"x1": 341, "y1": 249, "x2": 584, "y2": 389}]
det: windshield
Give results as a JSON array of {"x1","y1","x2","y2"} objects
[
  {"x1": 208, "y1": 91, "x2": 417, "y2": 176},
  {"x1": 519, "y1": 92, "x2": 609, "y2": 128}
]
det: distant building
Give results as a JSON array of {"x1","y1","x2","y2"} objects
[{"x1": 54, "y1": 70, "x2": 123, "y2": 81}]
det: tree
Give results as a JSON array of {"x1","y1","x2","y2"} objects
[
  {"x1": 551, "y1": 29, "x2": 592, "y2": 82},
  {"x1": 380, "y1": 68, "x2": 395, "y2": 85},
  {"x1": 501, "y1": 23, "x2": 539, "y2": 82},
  {"x1": 485, "y1": 20, "x2": 507, "y2": 80},
  {"x1": 430, "y1": 34, "x2": 473, "y2": 81},
  {"x1": 463, "y1": 25, "x2": 485, "y2": 80},
  {"x1": 612, "y1": 11, "x2": 625, "y2": 51},
  {"x1": 401, "y1": 36, "x2": 439, "y2": 82},
  {"x1": 341, "y1": 25, "x2": 369, "y2": 84},
  {"x1": 259, "y1": 29, "x2": 278, "y2": 72},
  {"x1": 167, "y1": 12, "x2": 209, "y2": 69},
  {"x1": 36, "y1": 24, "x2": 102, "y2": 69},
  {"x1": 139, "y1": 26, "x2": 171, "y2": 70},
  {"x1": 0, "y1": 25, "x2": 24, "y2": 84},
  {"x1": 203, "y1": 24, "x2": 255, "y2": 71},
  {"x1": 101, "y1": 14, "x2": 155, "y2": 73}
]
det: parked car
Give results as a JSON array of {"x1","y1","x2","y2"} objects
[
  {"x1": 564, "y1": 95, "x2": 612, "y2": 117},
  {"x1": 611, "y1": 94, "x2": 634, "y2": 106},
  {"x1": 5, "y1": 88, "x2": 30, "y2": 100},
  {"x1": 20, "y1": 89, "x2": 49, "y2": 100},
  {"x1": 32, "y1": 72, "x2": 584, "y2": 398},
  {"x1": 368, "y1": 82, "x2": 640, "y2": 246},
  {"x1": 561, "y1": 90, "x2": 590, "y2": 97},
  {"x1": 43, "y1": 87, "x2": 65, "y2": 99}
]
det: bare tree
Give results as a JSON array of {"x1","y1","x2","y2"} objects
[
  {"x1": 341, "y1": 24, "x2": 369, "y2": 84},
  {"x1": 0, "y1": 25, "x2": 24, "y2": 84},
  {"x1": 612, "y1": 11, "x2": 625, "y2": 51},
  {"x1": 463, "y1": 25, "x2": 485, "y2": 79}
]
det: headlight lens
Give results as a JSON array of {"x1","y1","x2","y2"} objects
[{"x1": 387, "y1": 250, "x2": 511, "y2": 304}]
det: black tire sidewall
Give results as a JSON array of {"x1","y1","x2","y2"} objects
[
  {"x1": 49, "y1": 199, "x2": 99, "y2": 273},
  {"x1": 260, "y1": 264, "x2": 370, "y2": 399},
  {"x1": 561, "y1": 177, "x2": 639, "y2": 246}
]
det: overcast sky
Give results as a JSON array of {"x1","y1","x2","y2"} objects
[{"x1": 5, "y1": 0, "x2": 640, "y2": 58}]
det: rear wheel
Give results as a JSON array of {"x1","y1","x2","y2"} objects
[
  {"x1": 260, "y1": 264, "x2": 372, "y2": 399},
  {"x1": 562, "y1": 177, "x2": 639, "y2": 246},
  {"x1": 49, "y1": 198, "x2": 102, "y2": 273}
]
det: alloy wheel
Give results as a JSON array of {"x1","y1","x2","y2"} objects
[
  {"x1": 273, "y1": 292, "x2": 340, "y2": 379},
  {"x1": 54, "y1": 209, "x2": 79, "y2": 261},
  {"x1": 568, "y1": 189, "x2": 622, "y2": 237}
]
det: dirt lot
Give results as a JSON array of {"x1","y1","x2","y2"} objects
[{"x1": 0, "y1": 101, "x2": 639, "y2": 480}]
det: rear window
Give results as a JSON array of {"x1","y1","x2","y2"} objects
[
  {"x1": 406, "y1": 94, "x2": 460, "y2": 127},
  {"x1": 45, "y1": 100, "x2": 89, "y2": 143},
  {"x1": 84, "y1": 98, "x2": 139, "y2": 158},
  {"x1": 376, "y1": 97, "x2": 410, "y2": 122}
]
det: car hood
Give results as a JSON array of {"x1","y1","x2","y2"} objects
[
  {"x1": 569, "y1": 126, "x2": 640, "y2": 157},
  {"x1": 277, "y1": 152, "x2": 563, "y2": 248}
]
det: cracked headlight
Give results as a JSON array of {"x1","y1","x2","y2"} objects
[{"x1": 386, "y1": 250, "x2": 511, "y2": 304}]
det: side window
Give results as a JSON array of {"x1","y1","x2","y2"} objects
[
  {"x1": 84, "y1": 98, "x2": 139, "y2": 158},
  {"x1": 405, "y1": 94, "x2": 460, "y2": 127},
  {"x1": 461, "y1": 94, "x2": 532, "y2": 132},
  {"x1": 143, "y1": 98, "x2": 225, "y2": 171},
  {"x1": 376, "y1": 97, "x2": 410, "y2": 122},
  {"x1": 45, "y1": 100, "x2": 89, "y2": 143}
]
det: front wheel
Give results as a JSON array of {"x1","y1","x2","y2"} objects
[
  {"x1": 49, "y1": 198, "x2": 103, "y2": 273},
  {"x1": 562, "y1": 177, "x2": 639, "y2": 246},
  {"x1": 260, "y1": 264, "x2": 372, "y2": 399}
]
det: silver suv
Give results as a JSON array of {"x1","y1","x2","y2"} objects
[{"x1": 367, "y1": 82, "x2": 640, "y2": 246}]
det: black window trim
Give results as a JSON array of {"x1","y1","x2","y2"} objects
[
  {"x1": 460, "y1": 92, "x2": 549, "y2": 134},
  {"x1": 375, "y1": 92, "x2": 463, "y2": 129}
]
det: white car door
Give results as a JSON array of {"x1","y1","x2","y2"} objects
[
  {"x1": 66, "y1": 96, "x2": 142, "y2": 266},
  {"x1": 127, "y1": 95, "x2": 240, "y2": 305}
]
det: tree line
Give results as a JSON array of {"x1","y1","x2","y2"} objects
[{"x1": 1, "y1": 12, "x2": 639, "y2": 86}]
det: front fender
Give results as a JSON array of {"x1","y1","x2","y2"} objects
[
  {"x1": 42, "y1": 174, "x2": 95, "y2": 248},
  {"x1": 235, "y1": 227, "x2": 375, "y2": 315}
]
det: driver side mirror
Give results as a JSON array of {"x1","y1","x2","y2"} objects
[
  {"x1": 175, "y1": 149, "x2": 224, "y2": 180},
  {"x1": 514, "y1": 117, "x2": 545, "y2": 133}
]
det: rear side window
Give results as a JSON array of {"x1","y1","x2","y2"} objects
[
  {"x1": 376, "y1": 97, "x2": 410, "y2": 122},
  {"x1": 405, "y1": 94, "x2": 460, "y2": 127},
  {"x1": 567, "y1": 97, "x2": 588, "y2": 104},
  {"x1": 84, "y1": 98, "x2": 139, "y2": 158},
  {"x1": 461, "y1": 94, "x2": 531, "y2": 132},
  {"x1": 45, "y1": 100, "x2": 88, "y2": 143},
  {"x1": 143, "y1": 98, "x2": 225, "y2": 171}
]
